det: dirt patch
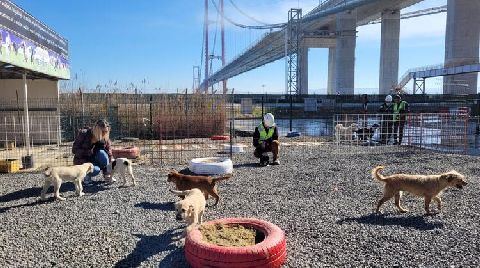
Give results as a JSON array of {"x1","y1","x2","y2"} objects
[{"x1": 199, "y1": 223, "x2": 257, "y2": 247}]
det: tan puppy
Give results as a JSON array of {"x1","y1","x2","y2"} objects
[
  {"x1": 171, "y1": 188, "x2": 206, "y2": 241},
  {"x1": 171, "y1": 188, "x2": 206, "y2": 225},
  {"x1": 167, "y1": 170, "x2": 231, "y2": 206},
  {"x1": 372, "y1": 166, "x2": 467, "y2": 214},
  {"x1": 41, "y1": 163, "x2": 94, "y2": 201}
]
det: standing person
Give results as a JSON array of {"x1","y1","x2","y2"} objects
[
  {"x1": 72, "y1": 119, "x2": 115, "y2": 185},
  {"x1": 392, "y1": 95, "x2": 409, "y2": 145},
  {"x1": 253, "y1": 113, "x2": 280, "y2": 166},
  {"x1": 378, "y1": 95, "x2": 393, "y2": 144},
  {"x1": 362, "y1": 94, "x2": 369, "y2": 114},
  {"x1": 361, "y1": 94, "x2": 369, "y2": 129}
]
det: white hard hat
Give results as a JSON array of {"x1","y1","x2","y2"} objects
[
  {"x1": 263, "y1": 113, "x2": 275, "y2": 127},
  {"x1": 385, "y1": 95, "x2": 392, "y2": 102}
]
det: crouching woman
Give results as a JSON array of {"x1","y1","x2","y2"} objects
[{"x1": 72, "y1": 119, "x2": 114, "y2": 185}]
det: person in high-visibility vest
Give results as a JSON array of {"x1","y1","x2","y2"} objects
[
  {"x1": 378, "y1": 95, "x2": 393, "y2": 144},
  {"x1": 253, "y1": 113, "x2": 280, "y2": 166},
  {"x1": 392, "y1": 94, "x2": 409, "y2": 145}
]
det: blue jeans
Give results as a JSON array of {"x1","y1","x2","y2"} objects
[{"x1": 89, "y1": 149, "x2": 109, "y2": 177}]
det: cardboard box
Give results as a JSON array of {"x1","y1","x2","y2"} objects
[{"x1": 0, "y1": 159, "x2": 20, "y2": 173}]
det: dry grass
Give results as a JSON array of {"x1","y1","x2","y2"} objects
[{"x1": 199, "y1": 223, "x2": 256, "y2": 247}]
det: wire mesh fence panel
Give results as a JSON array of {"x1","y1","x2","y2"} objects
[
  {"x1": 1, "y1": 94, "x2": 231, "y2": 168},
  {"x1": 332, "y1": 112, "x2": 469, "y2": 154},
  {"x1": 0, "y1": 114, "x2": 72, "y2": 169},
  {"x1": 405, "y1": 112, "x2": 468, "y2": 153}
]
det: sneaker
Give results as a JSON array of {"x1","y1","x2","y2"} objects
[
  {"x1": 104, "y1": 175, "x2": 116, "y2": 184},
  {"x1": 272, "y1": 160, "x2": 280, "y2": 165}
]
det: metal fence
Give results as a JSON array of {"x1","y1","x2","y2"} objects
[
  {"x1": 333, "y1": 110, "x2": 469, "y2": 153},
  {"x1": 0, "y1": 93, "x2": 478, "y2": 170}
]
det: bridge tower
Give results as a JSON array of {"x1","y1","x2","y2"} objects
[
  {"x1": 379, "y1": 9, "x2": 400, "y2": 94},
  {"x1": 443, "y1": 0, "x2": 480, "y2": 94},
  {"x1": 334, "y1": 10, "x2": 357, "y2": 95}
]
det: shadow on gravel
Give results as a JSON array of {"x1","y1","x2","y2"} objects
[
  {"x1": 0, "y1": 199, "x2": 48, "y2": 213},
  {"x1": 337, "y1": 213, "x2": 444, "y2": 231},
  {"x1": 0, "y1": 183, "x2": 110, "y2": 203},
  {"x1": 134, "y1": 201, "x2": 175, "y2": 211},
  {"x1": 114, "y1": 228, "x2": 187, "y2": 268},
  {"x1": 233, "y1": 163, "x2": 260, "y2": 168},
  {"x1": 0, "y1": 187, "x2": 42, "y2": 203}
]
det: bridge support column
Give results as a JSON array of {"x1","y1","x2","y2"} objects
[
  {"x1": 299, "y1": 45, "x2": 309, "y2": 95},
  {"x1": 335, "y1": 10, "x2": 357, "y2": 95},
  {"x1": 327, "y1": 47, "x2": 336, "y2": 95},
  {"x1": 443, "y1": 0, "x2": 480, "y2": 94},
  {"x1": 379, "y1": 10, "x2": 400, "y2": 94}
]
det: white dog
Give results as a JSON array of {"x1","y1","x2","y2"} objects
[
  {"x1": 108, "y1": 158, "x2": 136, "y2": 186},
  {"x1": 335, "y1": 123, "x2": 358, "y2": 144},
  {"x1": 41, "y1": 163, "x2": 94, "y2": 201}
]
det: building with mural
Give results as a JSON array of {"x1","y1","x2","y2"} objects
[{"x1": 0, "y1": 0, "x2": 69, "y2": 148}]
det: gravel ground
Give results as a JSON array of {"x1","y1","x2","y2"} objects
[{"x1": 1, "y1": 144, "x2": 479, "y2": 267}]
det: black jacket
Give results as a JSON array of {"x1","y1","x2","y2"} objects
[{"x1": 378, "y1": 102, "x2": 393, "y2": 113}]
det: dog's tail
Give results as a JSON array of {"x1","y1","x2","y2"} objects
[
  {"x1": 44, "y1": 167, "x2": 52, "y2": 177},
  {"x1": 170, "y1": 189, "x2": 191, "y2": 196},
  {"x1": 372, "y1": 166, "x2": 387, "y2": 182},
  {"x1": 212, "y1": 174, "x2": 232, "y2": 182}
]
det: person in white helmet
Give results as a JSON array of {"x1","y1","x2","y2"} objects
[
  {"x1": 252, "y1": 113, "x2": 280, "y2": 166},
  {"x1": 378, "y1": 95, "x2": 393, "y2": 144}
]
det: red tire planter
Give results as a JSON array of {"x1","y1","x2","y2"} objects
[
  {"x1": 185, "y1": 218, "x2": 287, "y2": 268},
  {"x1": 210, "y1": 135, "x2": 230, "y2": 141},
  {"x1": 111, "y1": 146, "x2": 140, "y2": 159}
]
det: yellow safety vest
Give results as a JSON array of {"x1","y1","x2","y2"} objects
[
  {"x1": 258, "y1": 123, "x2": 274, "y2": 144},
  {"x1": 393, "y1": 101, "x2": 407, "y2": 121}
]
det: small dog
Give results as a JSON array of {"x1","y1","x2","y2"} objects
[
  {"x1": 372, "y1": 166, "x2": 467, "y2": 214},
  {"x1": 167, "y1": 170, "x2": 231, "y2": 206},
  {"x1": 355, "y1": 124, "x2": 379, "y2": 141},
  {"x1": 171, "y1": 188, "x2": 206, "y2": 241},
  {"x1": 171, "y1": 188, "x2": 206, "y2": 225},
  {"x1": 41, "y1": 163, "x2": 94, "y2": 201},
  {"x1": 335, "y1": 123, "x2": 358, "y2": 144},
  {"x1": 108, "y1": 158, "x2": 136, "y2": 186}
]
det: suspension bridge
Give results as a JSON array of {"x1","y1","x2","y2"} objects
[{"x1": 198, "y1": 0, "x2": 480, "y2": 95}]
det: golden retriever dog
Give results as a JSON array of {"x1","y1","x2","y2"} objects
[
  {"x1": 108, "y1": 158, "x2": 136, "y2": 187},
  {"x1": 41, "y1": 163, "x2": 94, "y2": 201},
  {"x1": 335, "y1": 123, "x2": 358, "y2": 145},
  {"x1": 372, "y1": 166, "x2": 467, "y2": 214},
  {"x1": 171, "y1": 188, "x2": 206, "y2": 241},
  {"x1": 167, "y1": 169, "x2": 231, "y2": 206}
]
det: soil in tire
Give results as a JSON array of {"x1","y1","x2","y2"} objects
[{"x1": 199, "y1": 223, "x2": 259, "y2": 247}]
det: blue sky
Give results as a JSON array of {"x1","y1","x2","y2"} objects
[{"x1": 14, "y1": 0, "x2": 471, "y2": 94}]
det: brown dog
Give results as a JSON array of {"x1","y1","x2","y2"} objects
[
  {"x1": 167, "y1": 169, "x2": 231, "y2": 206},
  {"x1": 372, "y1": 166, "x2": 467, "y2": 215}
]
